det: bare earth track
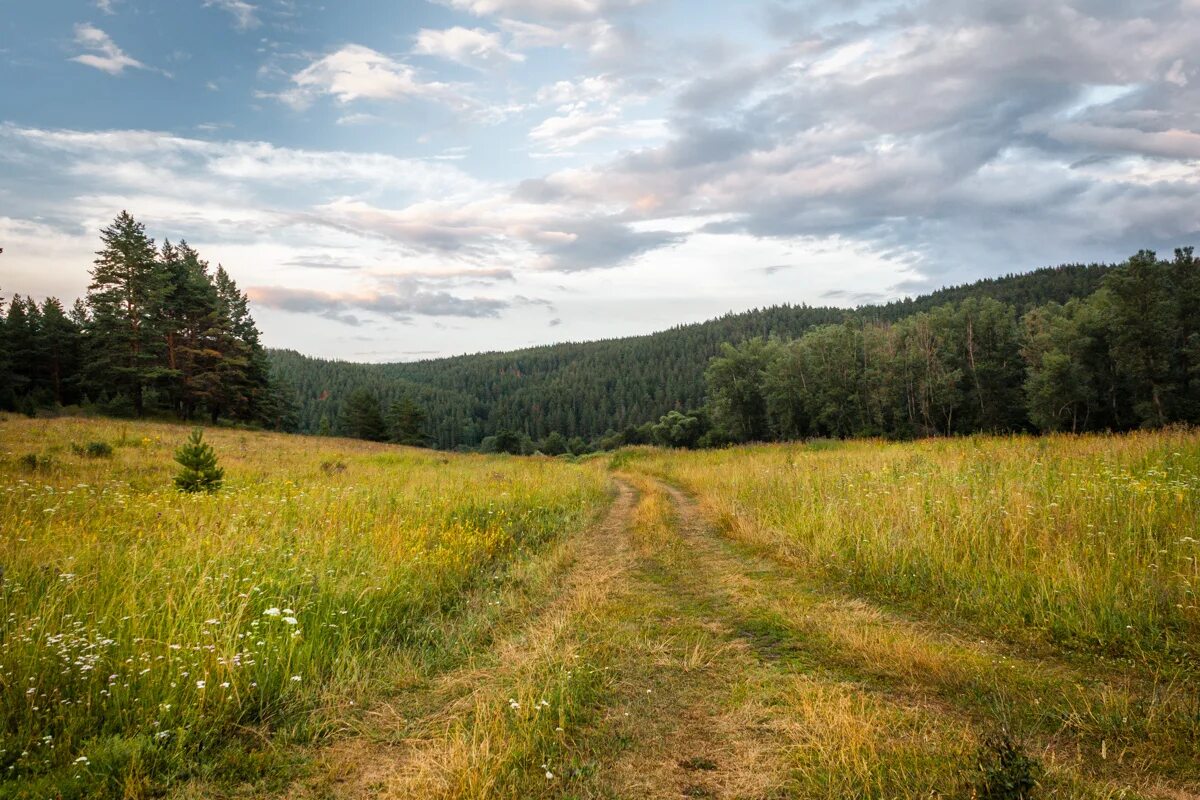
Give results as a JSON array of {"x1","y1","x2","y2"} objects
[{"x1": 258, "y1": 475, "x2": 1198, "y2": 800}]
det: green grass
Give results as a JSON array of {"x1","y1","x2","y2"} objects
[
  {"x1": 0, "y1": 415, "x2": 607, "y2": 797},
  {"x1": 622, "y1": 431, "x2": 1200, "y2": 661},
  {"x1": 4, "y1": 417, "x2": 1198, "y2": 798}
]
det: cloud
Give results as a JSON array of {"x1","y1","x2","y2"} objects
[
  {"x1": 529, "y1": 109, "x2": 667, "y2": 150},
  {"x1": 94, "y1": 0, "x2": 118, "y2": 14},
  {"x1": 438, "y1": 0, "x2": 647, "y2": 21},
  {"x1": 284, "y1": 255, "x2": 363, "y2": 271},
  {"x1": 516, "y1": 0, "x2": 1200, "y2": 281},
  {"x1": 313, "y1": 197, "x2": 682, "y2": 271},
  {"x1": 1038, "y1": 122, "x2": 1200, "y2": 160},
  {"x1": 757, "y1": 264, "x2": 794, "y2": 275},
  {"x1": 277, "y1": 45, "x2": 463, "y2": 111},
  {"x1": 203, "y1": 0, "x2": 260, "y2": 31},
  {"x1": 2, "y1": 124, "x2": 481, "y2": 198},
  {"x1": 500, "y1": 17, "x2": 645, "y2": 65},
  {"x1": 69, "y1": 23, "x2": 148, "y2": 75},
  {"x1": 413, "y1": 27, "x2": 524, "y2": 67},
  {"x1": 529, "y1": 72, "x2": 665, "y2": 151},
  {"x1": 246, "y1": 283, "x2": 509, "y2": 325}
]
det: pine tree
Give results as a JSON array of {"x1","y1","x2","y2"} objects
[
  {"x1": 86, "y1": 211, "x2": 167, "y2": 416},
  {"x1": 1102, "y1": 251, "x2": 1176, "y2": 427},
  {"x1": 5, "y1": 295, "x2": 40, "y2": 402},
  {"x1": 386, "y1": 394, "x2": 428, "y2": 446},
  {"x1": 0, "y1": 290, "x2": 13, "y2": 411},
  {"x1": 208, "y1": 265, "x2": 265, "y2": 423},
  {"x1": 38, "y1": 297, "x2": 83, "y2": 406},
  {"x1": 340, "y1": 388, "x2": 386, "y2": 441},
  {"x1": 159, "y1": 241, "x2": 222, "y2": 419},
  {"x1": 173, "y1": 428, "x2": 224, "y2": 493}
]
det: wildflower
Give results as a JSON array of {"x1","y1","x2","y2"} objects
[
  {"x1": 282, "y1": 616, "x2": 298, "y2": 625},
  {"x1": 219, "y1": 682, "x2": 230, "y2": 689},
  {"x1": 263, "y1": 608, "x2": 281, "y2": 617},
  {"x1": 545, "y1": 771, "x2": 554, "y2": 780},
  {"x1": 74, "y1": 756, "x2": 88, "y2": 764},
  {"x1": 196, "y1": 680, "x2": 206, "y2": 689},
  {"x1": 290, "y1": 675, "x2": 302, "y2": 682}
]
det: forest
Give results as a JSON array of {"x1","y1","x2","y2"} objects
[
  {"x1": 268, "y1": 250, "x2": 1196, "y2": 450},
  {"x1": 0, "y1": 212, "x2": 294, "y2": 429},
  {"x1": 3, "y1": 213, "x2": 1197, "y2": 451},
  {"x1": 700, "y1": 248, "x2": 1200, "y2": 446}
]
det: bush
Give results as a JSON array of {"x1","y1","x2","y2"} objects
[
  {"x1": 71, "y1": 441, "x2": 114, "y2": 458},
  {"x1": 17, "y1": 452, "x2": 53, "y2": 472},
  {"x1": 973, "y1": 733, "x2": 1042, "y2": 800},
  {"x1": 173, "y1": 429, "x2": 224, "y2": 494}
]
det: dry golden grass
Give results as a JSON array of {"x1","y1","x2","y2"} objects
[{"x1": 4, "y1": 417, "x2": 1197, "y2": 799}]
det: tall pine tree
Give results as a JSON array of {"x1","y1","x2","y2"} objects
[{"x1": 85, "y1": 211, "x2": 166, "y2": 416}]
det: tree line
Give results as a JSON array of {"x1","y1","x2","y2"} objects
[
  {"x1": 0, "y1": 211, "x2": 296, "y2": 428},
  {"x1": 7, "y1": 221, "x2": 1192, "y2": 451},
  {"x1": 697, "y1": 248, "x2": 1200, "y2": 446},
  {"x1": 270, "y1": 262, "x2": 1116, "y2": 448}
]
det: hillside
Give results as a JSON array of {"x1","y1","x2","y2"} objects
[{"x1": 270, "y1": 261, "x2": 1114, "y2": 447}]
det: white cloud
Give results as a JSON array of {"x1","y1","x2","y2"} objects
[
  {"x1": 500, "y1": 17, "x2": 636, "y2": 62},
  {"x1": 203, "y1": 0, "x2": 260, "y2": 31},
  {"x1": 335, "y1": 112, "x2": 378, "y2": 126},
  {"x1": 1165, "y1": 58, "x2": 1189, "y2": 87},
  {"x1": 277, "y1": 45, "x2": 463, "y2": 110},
  {"x1": 69, "y1": 23, "x2": 148, "y2": 76},
  {"x1": 529, "y1": 73, "x2": 662, "y2": 151},
  {"x1": 413, "y1": 26, "x2": 524, "y2": 67},
  {"x1": 529, "y1": 109, "x2": 665, "y2": 150},
  {"x1": 439, "y1": 0, "x2": 646, "y2": 20},
  {"x1": 2, "y1": 125, "x2": 482, "y2": 198},
  {"x1": 94, "y1": 0, "x2": 117, "y2": 14},
  {"x1": 536, "y1": 74, "x2": 621, "y2": 108}
]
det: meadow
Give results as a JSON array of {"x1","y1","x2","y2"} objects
[
  {"x1": 2, "y1": 416, "x2": 1198, "y2": 798},
  {"x1": 0, "y1": 416, "x2": 607, "y2": 798},
  {"x1": 620, "y1": 431, "x2": 1200, "y2": 660}
]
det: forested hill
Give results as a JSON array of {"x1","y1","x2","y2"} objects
[{"x1": 270, "y1": 261, "x2": 1114, "y2": 449}]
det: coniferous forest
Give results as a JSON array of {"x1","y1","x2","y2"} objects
[
  {"x1": 3, "y1": 214, "x2": 1198, "y2": 452},
  {"x1": 0, "y1": 212, "x2": 296, "y2": 429},
  {"x1": 268, "y1": 249, "x2": 1198, "y2": 451}
]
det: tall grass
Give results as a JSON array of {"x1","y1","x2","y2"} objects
[
  {"x1": 0, "y1": 416, "x2": 606, "y2": 795},
  {"x1": 624, "y1": 430, "x2": 1200, "y2": 659}
]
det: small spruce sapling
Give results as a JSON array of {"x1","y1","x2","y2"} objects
[{"x1": 174, "y1": 428, "x2": 224, "y2": 493}]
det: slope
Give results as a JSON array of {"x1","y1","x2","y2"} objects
[{"x1": 270, "y1": 261, "x2": 1113, "y2": 448}]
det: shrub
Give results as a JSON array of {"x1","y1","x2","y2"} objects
[
  {"x1": 173, "y1": 429, "x2": 224, "y2": 494},
  {"x1": 17, "y1": 452, "x2": 53, "y2": 472},
  {"x1": 71, "y1": 440, "x2": 114, "y2": 458},
  {"x1": 973, "y1": 733, "x2": 1042, "y2": 800}
]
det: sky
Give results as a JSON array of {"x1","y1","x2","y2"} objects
[{"x1": 1, "y1": 1, "x2": 1198, "y2": 361}]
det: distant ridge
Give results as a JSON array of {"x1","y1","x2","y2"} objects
[{"x1": 269, "y1": 261, "x2": 1114, "y2": 448}]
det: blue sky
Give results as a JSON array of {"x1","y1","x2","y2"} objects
[{"x1": 2, "y1": 1, "x2": 1198, "y2": 360}]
